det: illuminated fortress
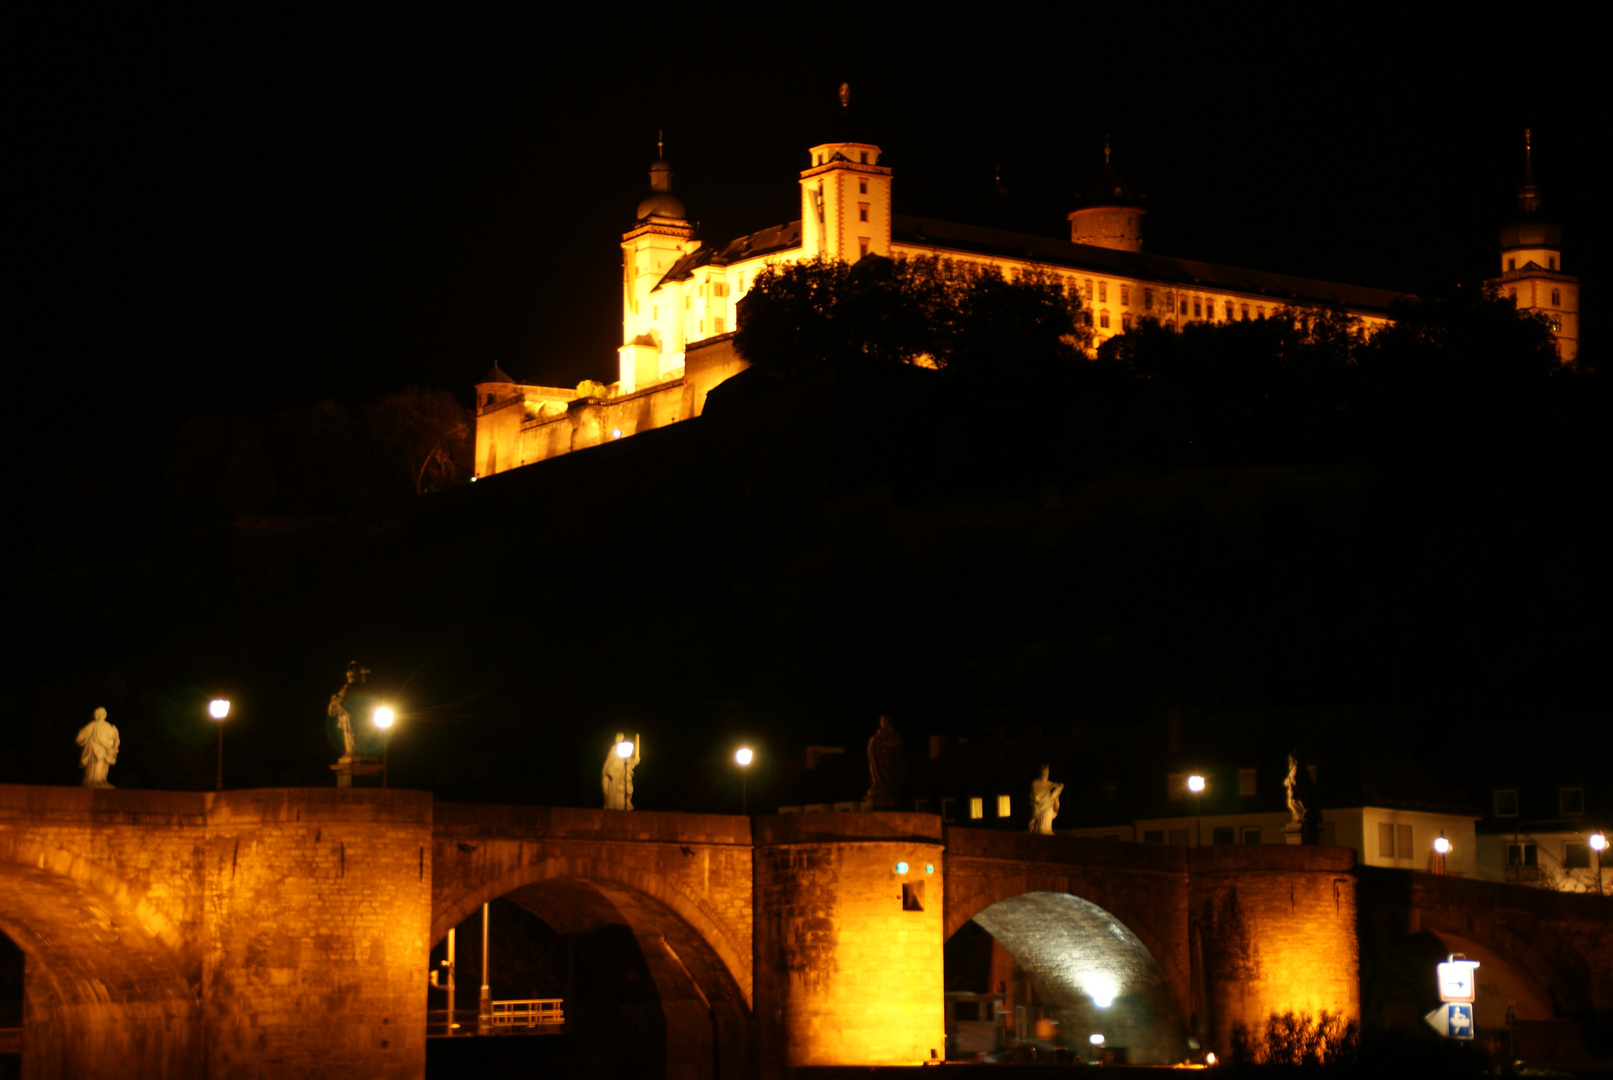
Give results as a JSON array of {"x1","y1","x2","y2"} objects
[{"x1": 474, "y1": 126, "x2": 1574, "y2": 478}]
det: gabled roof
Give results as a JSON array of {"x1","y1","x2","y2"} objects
[
  {"x1": 479, "y1": 362, "x2": 517, "y2": 385},
  {"x1": 653, "y1": 221, "x2": 805, "y2": 290}
]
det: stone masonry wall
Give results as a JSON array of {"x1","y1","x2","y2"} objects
[
  {"x1": 1189, "y1": 844, "x2": 1359, "y2": 1058},
  {"x1": 754, "y1": 813, "x2": 945, "y2": 1075},
  {"x1": 202, "y1": 789, "x2": 432, "y2": 1080}
]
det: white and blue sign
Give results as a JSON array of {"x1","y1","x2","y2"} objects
[{"x1": 1423, "y1": 1003, "x2": 1475, "y2": 1040}]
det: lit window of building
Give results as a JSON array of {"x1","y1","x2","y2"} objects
[
  {"x1": 1120, "y1": 284, "x2": 1130, "y2": 306},
  {"x1": 996, "y1": 795, "x2": 1012, "y2": 818},
  {"x1": 1098, "y1": 282, "x2": 1108, "y2": 303},
  {"x1": 969, "y1": 797, "x2": 984, "y2": 819}
]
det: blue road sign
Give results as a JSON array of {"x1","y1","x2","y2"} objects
[{"x1": 1424, "y1": 1003, "x2": 1475, "y2": 1040}]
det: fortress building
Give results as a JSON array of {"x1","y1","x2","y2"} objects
[{"x1": 474, "y1": 121, "x2": 1568, "y2": 479}]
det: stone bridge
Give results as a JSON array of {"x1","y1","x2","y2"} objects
[{"x1": 1, "y1": 785, "x2": 1607, "y2": 1078}]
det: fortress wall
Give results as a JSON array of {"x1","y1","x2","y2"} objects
[
  {"x1": 201, "y1": 788, "x2": 433, "y2": 1080},
  {"x1": 1188, "y1": 844, "x2": 1359, "y2": 1057},
  {"x1": 753, "y1": 813, "x2": 945, "y2": 1074}
]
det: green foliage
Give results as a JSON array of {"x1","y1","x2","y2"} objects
[
  {"x1": 734, "y1": 254, "x2": 1092, "y2": 377},
  {"x1": 1230, "y1": 1009, "x2": 1360, "y2": 1067}
]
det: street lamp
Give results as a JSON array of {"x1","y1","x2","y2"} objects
[
  {"x1": 373, "y1": 705, "x2": 396, "y2": 788},
  {"x1": 1590, "y1": 832, "x2": 1607, "y2": 896},
  {"x1": 1187, "y1": 774, "x2": 1206, "y2": 846},
  {"x1": 208, "y1": 699, "x2": 230, "y2": 790},
  {"x1": 1433, "y1": 833, "x2": 1451, "y2": 875},
  {"x1": 735, "y1": 747, "x2": 754, "y2": 816}
]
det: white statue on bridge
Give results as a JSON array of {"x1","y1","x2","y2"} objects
[
  {"x1": 1028, "y1": 765, "x2": 1064, "y2": 835},
  {"x1": 603, "y1": 733, "x2": 641, "y2": 810},
  {"x1": 76, "y1": 707, "x2": 120, "y2": 788}
]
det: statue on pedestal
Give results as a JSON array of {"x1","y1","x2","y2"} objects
[
  {"x1": 328, "y1": 661, "x2": 371, "y2": 761},
  {"x1": 864, "y1": 715, "x2": 905, "y2": 809},
  {"x1": 603, "y1": 733, "x2": 640, "y2": 810},
  {"x1": 1284, "y1": 750, "x2": 1321, "y2": 844},
  {"x1": 76, "y1": 707, "x2": 120, "y2": 788},
  {"x1": 1028, "y1": 765, "x2": 1064, "y2": 835}
]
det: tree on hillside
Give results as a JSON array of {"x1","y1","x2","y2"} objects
[
  {"x1": 735, "y1": 254, "x2": 1092, "y2": 377},
  {"x1": 365, "y1": 386, "x2": 472, "y2": 497}
]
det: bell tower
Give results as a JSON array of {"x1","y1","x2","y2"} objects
[
  {"x1": 800, "y1": 84, "x2": 892, "y2": 263},
  {"x1": 620, "y1": 135, "x2": 699, "y2": 391},
  {"x1": 1487, "y1": 129, "x2": 1578, "y2": 362}
]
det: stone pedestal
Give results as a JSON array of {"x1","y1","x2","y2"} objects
[
  {"x1": 1283, "y1": 819, "x2": 1321, "y2": 845},
  {"x1": 330, "y1": 757, "x2": 385, "y2": 788}
]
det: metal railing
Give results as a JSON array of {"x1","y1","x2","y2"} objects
[{"x1": 490, "y1": 999, "x2": 565, "y2": 1030}]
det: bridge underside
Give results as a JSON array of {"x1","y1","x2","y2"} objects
[{"x1": 0, "y1": 864, "x2": 200, "y2": 1080}]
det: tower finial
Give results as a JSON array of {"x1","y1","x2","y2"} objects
[
  {"x1": 839, "y1": 82, "x2": 851, "y2": 113},
  {"x1": 1104, "y1": 135, "x2": 1111, "y2": 165},
  {"x1": 658, "y1": 129, "x2": 664, "y2": 159}
]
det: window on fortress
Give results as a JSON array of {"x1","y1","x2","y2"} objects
[
  {"x1": 713, "y1": 317, "x2": 725, "y2": 334},
  {"x1": 1120, "y1": 285, "x2": 1130, "y2": 306},
  {"x1": 1083, "y1": 311, "x2": 1093, "y2": 326},
  {"x1": 712, "y1": 282, "x2": 727, "y2": 297},
  {"x1": 1240, "y1": 305, "x2": 1250, "y2": 321},
  {"x1": 1181, "y1": 298, "x2": 1189, "y2": 315},
  {"x1": 1564, "y1": 842, "x2": 1591, "y2": 869},
  {"x1": 1493, "y1": 790, "x2": 1518, "y2": 817},
  {"x1": 1122, "y1": 314, "x2": 1132, "y2": 330},
  {"x1": 1100, "y1": 312, "x2": 1110, "y2": 329},
  {"x1": 1194, "y1": 299, "x2": 1202, "y2": 318},
  {"x1": 1551, "y1": 289, "x2": 1561, "y2": 306},
  {"x1": 1508, "y1": 257, "x2": 1516, "y2": 271},
  {"x1": 859, "y1": 151, "x2": 868, "y2": 164},
  {"x1": 1084, "y1": 279, "x2": 1093, "y2": 299},
  {"x1": 902, "y1": 881, "x2": 925, "y2": 911},
  {"x1": 859, "y1": 178, "x2": 867, "y2": 194},
  {"x1": 1098, "y1": 282, "x2": 1108, "y2": 302},
  {"x1": 859, "y1": 237, "x2": 870, "y2": 259},
  {"x1": 1225, "y1": 302, "x2": 1235, "y2": 320},
  {"x1": 1549, "y1": 317, "x2": 1562, "y2": 332},
  {"x1": 859, "y1": 203, "x2": 869, "y2": 222},
  {"x1": 939, "y1": 797, "x2": 956, "y2": 821},
  {"x1": 1549, "y1": 256, "x2": 1557, "y2": 270},
  {"x1": 1144, "y1": 288, "x2": 1154, "y2": 310}
]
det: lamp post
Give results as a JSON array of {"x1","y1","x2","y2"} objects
[
  {"x1": 1590, "y1": 832, "x2": 1607, "y2": 896},
  {"x1": 1187, "y1": 774, "x2": 1206, "y2": 846},
  {"x1": 373, "y1": 706, "x2": 396, "y2": 788},
  {"x1": 735, "y1": 747, "x2": 753, "y2": 815},
  {"x1": 1433, "y1": 833, "x2": 1451, "y2": 875},
  {"x1": 208, "y1": 699, "x2": 230, "y2": 790}
]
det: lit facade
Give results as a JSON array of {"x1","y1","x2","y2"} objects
[{"x1": 476, "y1": 128, "x2": 1561, "y2": 479}]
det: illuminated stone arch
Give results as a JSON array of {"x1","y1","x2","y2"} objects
[
  {"x1": 432, "y1": 848, "x2": 751, "y2": 1007},
  {"x1": 944, "y1": 867, "x2": 1193, "y2": 1029},
  {"x1": 0, "y1": 850, "x2": 201, "y2": 1079}
]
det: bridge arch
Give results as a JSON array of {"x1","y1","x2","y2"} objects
[
  {"x1": 432, "y1": 847, "x2": 750, "y2": 1007},
  {"x1": 432, "y1": 862, "x2": 751, "y2": 1080},
  {"x1": 0, "y1": 854, "x2": 200, "y2": 1079}
]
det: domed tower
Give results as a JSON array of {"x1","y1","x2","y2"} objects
[
  {"x1": 1067, "y1": 138, "x2": 1147, "y2": 252},
  {"x1": 1487, "y1": 129, "x2": 1577, "y2": 361},
  {"x1": 620, "y1": 135, "x2": 700, "y2": 391}
]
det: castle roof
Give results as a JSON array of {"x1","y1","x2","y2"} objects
[
  {"x1": 479, "y1": 362, "x2": 517, "y2": 385},
  {"x1": 651, "y1": 213, "x2": 1401, "y2": 315}
]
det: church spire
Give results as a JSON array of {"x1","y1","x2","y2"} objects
[{"x1": 1517, "y1": 127, "x2": 1541, "y2": 215}]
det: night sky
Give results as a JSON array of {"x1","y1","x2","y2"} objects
[{"x1": 19, "y1": 14, "x2": 1597, "y2": 444}]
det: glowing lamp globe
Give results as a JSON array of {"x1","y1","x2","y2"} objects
[
  {"x1": 373, "y1": 706, "x2": 395, "y2": 730},
  {"x1": 616, "y1": 740, "x2": 634, "y2": 759},
  {"x1": 208, "y1": 699, "x2": 231, "y2": 720},
  {"x1": 1590, "y1": 833, "x2": 1608, "y2": 852},
  {"x1": 1089, "y1": 1033, "x2": 1105, "y2": 1046},
  {"x1": 1187, "y1": 775, "x2": 1206, "y2": 794},
  {"x1": 1433, "y1": 836, "x2": 1452, "y2": 855},
  {"x1": 735, "y1": 747, "x2": 753, "y2": 766}
]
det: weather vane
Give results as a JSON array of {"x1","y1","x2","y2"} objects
[{"x1": 839, "y1": 82, "x2": 850, "y2": 113}]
